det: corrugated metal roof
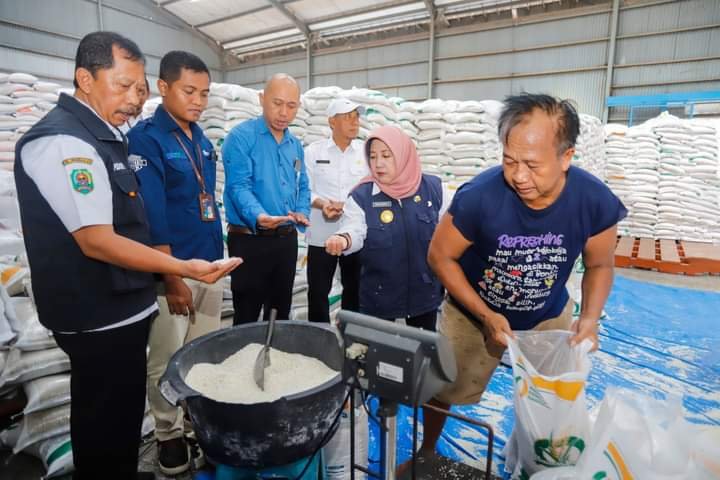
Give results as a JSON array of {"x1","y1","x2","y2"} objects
[{"x1": 152, "y1": 0, "x2": 569, "y2": 58}]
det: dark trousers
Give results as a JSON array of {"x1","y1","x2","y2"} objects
[
  {"x1": 228, "y1": 230, "x2": 298, "y2": 325},
  {"x1": 381, "y1": 309, "x2": 438, "y2": 331},
  {"x1": 54, "y1": 317, "x2": 151, "y2": 480},
  {"x1": 306, "y1": 246, "x2": 360, "y2": 323}
]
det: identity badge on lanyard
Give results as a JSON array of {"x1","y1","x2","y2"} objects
[{"x1": 172, "y1": 132, "x2": 217, "y2": 222}]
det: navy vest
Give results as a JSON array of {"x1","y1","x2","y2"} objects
[
  {"x1": 351, "y1": 174, "x2": 443, "y2": 318},
  {"x1": 14, "y1": 94, "x2": 156, "y2": 332}
]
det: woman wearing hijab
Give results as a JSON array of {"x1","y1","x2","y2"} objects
[{"x1": 325, "y1": 125, "x2": 451, "y2": 329}]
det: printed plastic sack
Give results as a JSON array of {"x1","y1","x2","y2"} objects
[
  {"x1": 504, "y1": 330, "x2": 593, "y2": 480},
  {"x1": 11, "y1": 296, "x2": 56, "y2": 351},
  {"x1": 0, "y1": 284, "x2": 16, "y2": 346},
  {"x1": 323, "y1": 400, "x2": 368, "y2": 479},
  {"x1": 529, "y1": 388, "x2": 720, "y2": 480},
  {"x1": 14, "y1": 402, "x2": 71, "y2": 453},
  {"x1": 0, "y1": 347, "x2": 70, "y2": 387},
  {"x1": 26, "y1": 433, "x2": 74, "y2": 478},
  {"x1": 23, "y1": 374, "x2": 71, "y2": 414}
]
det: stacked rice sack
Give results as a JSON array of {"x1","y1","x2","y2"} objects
[
  {"x1": 604, "y1": 113, "x2": 719, "y2": 242},
  {"x1": 0, "y1": 73, "x2": 62, "y2": 172},
  {"x1": 0, "y1": 168, "x2": 74, "y2": 478},
  {"x1": 651, "y1": 113, "x2": 719, "y2": 242},
  {"x1": 574, "y1": 113, "x2": 606, "y2": 181}
]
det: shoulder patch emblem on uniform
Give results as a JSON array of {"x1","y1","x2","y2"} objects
[
  {"x1": 70, "y1": 169, "x2": 94, "y2": 195},
  {"x1": 62, "y1": 157, "x2": 93, "y2": 166},
  {"x1": 128, "y1": 154, "x2": 147, "y2": 172}
]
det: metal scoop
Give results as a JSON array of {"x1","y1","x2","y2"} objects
[{"x1": 252, "y1": 308, "x2": 277, "y2": 391}]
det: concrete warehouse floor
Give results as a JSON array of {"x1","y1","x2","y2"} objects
[{"x1": 1, "y1": 267, "x2": 718, "y2": 480}]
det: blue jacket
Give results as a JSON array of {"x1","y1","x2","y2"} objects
[
  {"x1": 351, "y1": 174, "x2": 443, "y2": 318},
  {"x1": 127, "y1": 105, "x2": 223, "y2": 262}
]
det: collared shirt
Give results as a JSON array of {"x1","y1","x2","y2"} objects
[
  {"x1": 222, "y1": 116, "x2": 310, "y2": 231},
  {"x1": 119, "y1": 114, "x2": 143, "y2": 135},
  {"x1": 19, "y1": 95, "x2": 157, "y2": 332},
  {"x1": 127, "y1": 104, "x2": 223, "y2": 262},
  {"x1": 339, "y1": 181, "x2": 453, "y2": 254},
  {"x1": 304, "y1": 137, "x2": 368, "y2": 246}
]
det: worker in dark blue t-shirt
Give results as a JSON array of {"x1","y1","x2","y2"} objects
[{"x1": 404, "y1": 93, "x2": 627, "y2": 469}]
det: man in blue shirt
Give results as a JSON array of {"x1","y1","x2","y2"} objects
[
  {"x1": 128, "y1": 51, "x2": 226, "y2": 475},
  {"x1": 222, "y1": 73, "x2": 310, "y2": 325},
  {"x1": 404, "y1": 94, "x2": 627, "y2": 472}
]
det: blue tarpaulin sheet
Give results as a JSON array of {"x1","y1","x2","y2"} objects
[{"x1": 366, "y1": 275, "x2": 720, "y2": 477}]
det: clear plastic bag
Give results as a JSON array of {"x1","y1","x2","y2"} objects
[
  {"x1": 504, "y1": 330, "x2": 593, "y2": 479},
  {"x1": 529, "y1": 389, "x2": 720, "y2": 480}
]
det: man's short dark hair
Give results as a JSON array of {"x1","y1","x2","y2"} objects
[
  {"x1": 74, "y1": 31, "x2": 145, "y2": 88},
  {"x1": 498, "y1": 93, "x2": 580, "y2": 155},
  {"x1": 159, "y1": 51, "x2": 210, "y2": 85}
]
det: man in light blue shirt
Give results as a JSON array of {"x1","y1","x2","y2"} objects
[{"x1": 222, "y1": 74, "x2": 310, "y2": 324}]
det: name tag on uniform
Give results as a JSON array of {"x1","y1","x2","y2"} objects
[
  {"x1": 372, "y1": 201, "x2": 392, "y2": 208},
  {"x1": 294, "y1": 158, "x2": 301, "y2": 173},
  {"x1": 316, "y1": 159, "x2": 330, "y2": 164}
]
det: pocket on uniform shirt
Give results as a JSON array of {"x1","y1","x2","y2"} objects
[
  {"x1": 112, "y1": 170, "x2": 146, "y2": 224},
  {"x1": 366, "y1": 226, "x2": 392, "y2": 249},
  {"x1": 165, "y1": 156, "x2": 194, "y2": 173},
  {"x1": 416, "y1": 210, "x2": 436, "y2": 242}
]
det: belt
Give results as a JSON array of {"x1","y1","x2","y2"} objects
[{"x1": 228, "y1": 224, "x2": 296, "y2": 237}]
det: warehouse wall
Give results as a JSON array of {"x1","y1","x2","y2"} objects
[
  {"x1": 0, "y1": 0, "x2": 224, "y2": 90},
  {"x1": 225, "y1": 0, "x2": 720, "y2": 122}
]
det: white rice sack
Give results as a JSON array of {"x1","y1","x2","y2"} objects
[
  {"x1": 11, "y1": 297, "x2": 55, "y2": 351},
  {"x1": 305, "y1": 86, "x2": 342, "y2": 99},
  {"x1": 453, "y1": 122, "x2": 494, "y2": 133},
  {"x1": 414, "y1": 112, "x2": 444, "y2": 121},
  {"x1": 32, "y1": 81, "x2": 62, "y2": 93},
  {"x1": 417, "y1": 99, "x2": 451, "y2": 114},
  {"x1": 450, "y1": 158, "x2": 486, "y2": 167},
  {"x1": 417, "y1": 129, "x2": 443, "y2": 141},
  {"x1": 416, "y1": 120, "x2": 454, "y2": 132},
  {"x1": 9, "y1": 73, "x2": 38, "y2": 85},
  {"x1": 1, "y1": 265, "x2": 27, "y2": 296},
  {"x1": 0, "y1": 347, "x2": 70, "y2": 387},
  {"x1": 441, "y1": 165, "x2": 482, "y2": 176},
  {"x1": 0, "y1": 84, "x2": 30, "y2": 96},
  {"x1": 0, "y1": 289, "x2": 14, "y2": 345},
  {"x1": 445, "y1": 131, "x2": 493, "y2": 145},
  {"x1": 443, "y1": 112, "x2": 483, "y2": 124},
  {"x1": 26, "y1": 433, "x2": 74, "y2": 478},
  {"x1": 23, "y1": 374, "x2": 71, "y2": 414},
  {"x1": 14, "y1": 403, "x2": 71, "y2": 453}
]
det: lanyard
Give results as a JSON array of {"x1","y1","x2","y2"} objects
[{"x1": 172, "y1": 131, "x2": 206, "y2": 194}]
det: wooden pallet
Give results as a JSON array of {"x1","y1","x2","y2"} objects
[{"x1": 614, "y1": 237, "x2": 720, "y2": 275}]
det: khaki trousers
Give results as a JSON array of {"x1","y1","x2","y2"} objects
[
  {"x1": 435, "y1": 299, "x2": 574, "y2": 405},
  {"x1": 146, "y1": 279, "x2": 223, "y2": 441}
]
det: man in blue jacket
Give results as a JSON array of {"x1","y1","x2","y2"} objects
[
  {"x1": 222, "y1": 74, "x2": 310, "y2": 324},
  {"x1": 128, "y1": 51, "x2": 225, "y2": 475}
]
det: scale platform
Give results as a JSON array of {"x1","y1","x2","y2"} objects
[{"x1": 397, "y1": 453, "x2": 503, "y2": 480}]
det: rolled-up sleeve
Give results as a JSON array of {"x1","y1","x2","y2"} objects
[
  {"x1": 222, "y1": 129, "x2": 266, "y2": 229},
  {"x1": 128, "y1": 131, "x2": 170, "y2": 245}
]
